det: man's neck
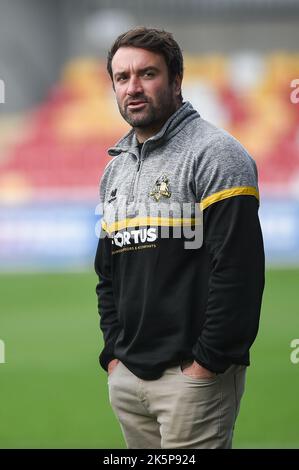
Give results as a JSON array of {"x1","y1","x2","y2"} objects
[
  {"x1": 134, "y1": 123, "x2": 165, "y2": 144},
  {"x1": 134, "y1": 102, "x2": 182, "y2": 144}
]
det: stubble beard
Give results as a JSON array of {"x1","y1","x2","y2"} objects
[{"x1": 118, "y1": 89, "x2": 178, "y2": 130}]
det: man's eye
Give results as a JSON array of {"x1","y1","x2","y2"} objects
[{"x1": 144, "y1": 72, "x2": 154, "y2": 77}]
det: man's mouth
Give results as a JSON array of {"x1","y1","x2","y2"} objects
[{"x1": 127, "y1": 100, "x2": 147, "y2": 110}]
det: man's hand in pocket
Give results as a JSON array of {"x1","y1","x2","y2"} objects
[
  {"x1": 108, "y1": 358, "x2": 119, "y2": 376},
  {"x1": 182, "y1": 360, "x2": 216, "y2": 379}
]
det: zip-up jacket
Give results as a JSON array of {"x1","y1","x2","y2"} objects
[{"x1": 94, "y1": 101, "x2": 265, "y2": 380}]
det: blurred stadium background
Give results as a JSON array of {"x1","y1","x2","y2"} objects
[{"x1": 1, "y1": 0, "x2": 299, "y2": 448}]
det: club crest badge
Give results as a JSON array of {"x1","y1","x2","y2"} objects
[{"x1": 149, "y1": 175, "x2": 171, "y2": 201}]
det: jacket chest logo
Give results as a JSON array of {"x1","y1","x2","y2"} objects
[
  {"x1": 108, "y1": 188, "x2": 117, "y2": 203},
  {"x1": 149, "y1": 175, "x2": 171, "y2": 201}
]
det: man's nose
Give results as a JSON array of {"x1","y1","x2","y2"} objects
[{"x1": 127, "y1": 76, "x2": 143, "y2": 95}]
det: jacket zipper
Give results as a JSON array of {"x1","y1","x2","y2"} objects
[{"x1": 128, "y1": 152, "x2": 144, "y2": 202}]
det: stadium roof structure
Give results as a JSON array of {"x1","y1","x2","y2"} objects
[{"x1": 89, "y1": 0, "x2": 299, "y2": 18}]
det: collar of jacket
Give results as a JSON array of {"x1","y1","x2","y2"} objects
[{"x1": 107, "y1": 101, "x2": 199, "y2": 158}]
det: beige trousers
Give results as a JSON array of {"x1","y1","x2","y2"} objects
[{"x1": 107, "y1": 360, "x2": 246, "y2": 449}]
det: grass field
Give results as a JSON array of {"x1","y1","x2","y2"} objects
[{"x1": 0, "y1": 269, "x2": 298, "y2": 449}]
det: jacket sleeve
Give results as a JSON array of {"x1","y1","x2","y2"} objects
[
  {"x1": 192, "y1": 194, "x2": 265, "y2": 373},
  {"x1": 94, "y1": 226, "x2": 121, "y2": 372},
  {"x1": 192, "y1": 133, "x2": 265, "y2": 373}
]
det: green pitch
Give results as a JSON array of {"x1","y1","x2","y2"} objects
[{"x1": 0, "y1": 269, "x2": 298, "y2": 449}]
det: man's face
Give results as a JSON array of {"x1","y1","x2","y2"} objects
[{"x1": 111, "y1": 46, "x2": 181, "y2": 131}]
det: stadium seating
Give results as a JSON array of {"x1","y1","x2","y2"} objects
[{"x1": 1, "y1": 53, "x2": 299, "y2": 201}]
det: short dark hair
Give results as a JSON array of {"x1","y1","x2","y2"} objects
[{"x1": 107, "y1": 27, "x2": 184, "y2": 87}]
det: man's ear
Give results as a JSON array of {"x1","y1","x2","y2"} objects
[{"x1": 173, "y1": 74, "x2": 183, "y2": 97}]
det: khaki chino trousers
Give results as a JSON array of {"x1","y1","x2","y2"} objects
[{"x1": 107, "y1": 359, "x2": 247, "y2": 449}]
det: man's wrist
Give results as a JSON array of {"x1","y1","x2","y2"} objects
[
  {"x1": 107, "y1": 358, "x2": 119, "y2": 372},
  {"x1": 192, "y1": 360, "x2": 216, "y2": 376},
  {"x1": 193, "y1": 360, "x2": 210, "y2": 371}
]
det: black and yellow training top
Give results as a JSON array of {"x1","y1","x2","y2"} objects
[{"x1": 94, "y1": 101, "x2": 265, "y2": 380}]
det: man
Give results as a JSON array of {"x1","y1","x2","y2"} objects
[{"x1": 94, "y1": 27, "x2": 265, "y2": 449}]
